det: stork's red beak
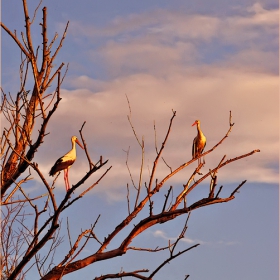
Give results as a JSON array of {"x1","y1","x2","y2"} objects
[
  {"x1": 75, "y1": 139, "x2": 84, "y2": 149},
  {"x1": 192, "y1": 121, "x2": 197, "y2": 126}
]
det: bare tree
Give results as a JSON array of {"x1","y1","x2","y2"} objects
[{"x1": 1, "y1": 2, "x2": 260, "y2": 280}]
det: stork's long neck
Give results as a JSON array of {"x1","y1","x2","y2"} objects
[
  {"x1": 70, "y1": 139, "x2": 77, "y2": 155},
  {"x1": 197, "y1": 123, "x2": 204, "y2": 137}
]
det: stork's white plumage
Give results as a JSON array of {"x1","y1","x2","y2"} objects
[
  {"x1": 192, "y1": 120, "x2": 206, "y2": 165},
  {"x1": 49, "y1": 136, "x2": 84, "y2": 191}
]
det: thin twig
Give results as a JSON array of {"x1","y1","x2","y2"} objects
[
  {"x1": 148, "y1": 243, "x2": 200, "y2": 279},
  {"x1": 30, "y1": 0, "x2": 43, "y2": 24},
  {"x1": 67, "y1": 218, "x2": 72, "y2": 249},
  {"x1": 126, "y1": 184, "x2": 131, "y2": 215},
  {"x1": 79, "y1": 121, "x2": 95, "y2": 169},
  {"x1": 162, "y1": 186, "x2": 173, "y2": 212},
  {"x1": 148, "y1": 110, "x2": 176, "y2": 192},
  {"x1": 215, "y1": 186, "x2": 223, "y2": 198},
  {"x1": 134, "y1": 136, "x2": 144, "y2": 209},
  {"x1": 123, "y1": 147, "x2": 137, "y2": 190}
]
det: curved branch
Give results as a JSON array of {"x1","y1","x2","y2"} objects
[
  {"x1": 148, "y1": 110, "x2": 176, "y2": 192},
  {"x1": 0, "y1": 22, "x2": 30, "y2": 58},
  {"x1": 148, "y1": 243, "x2": 199, "y2": 279},
  {"x1": 171, "y1": 149, "x2": 260, "y2": 210},
  {"x1": 22, "y1": 0, "x2": 35, "y2": 55},
  {"x1": 94, "y1": 269, "x2": 149, "y2": 280}
]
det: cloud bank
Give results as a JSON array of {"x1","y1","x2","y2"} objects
[{"x1": 32, "y1": 3, "x2": 278, "y2": 199}]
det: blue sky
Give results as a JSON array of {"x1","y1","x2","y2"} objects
[{"x1": 1, "y1": 1, "x2": 279, "y2": 279}]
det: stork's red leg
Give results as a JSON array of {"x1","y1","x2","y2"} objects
[
  {"x1": 64, "y1": 169, "x2": 69, "y2": 191},
  {"x1": 63, "y1": 169, "x2": 67, "y2": 191},
  {"x1": 66, "y1": 168, "x2": 70, "y2": 191}
]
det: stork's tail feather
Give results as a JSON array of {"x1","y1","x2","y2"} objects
[
  {"x1": 49, "y1": 160, "x2": 61, "y2": 176},
  {"x1": 49, "y1": 166, "x2": 56, "y2": 176}
]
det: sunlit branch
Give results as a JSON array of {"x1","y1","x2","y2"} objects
[
  {"x1": 148, "y1": 110, "x2": 176, "y2": 192},
  {"x1": 0, "y1": 22, "x2": 30, "y2": 58},
  {"x1": 79, "y1": 121, "x2": 95, "y2": 169}
]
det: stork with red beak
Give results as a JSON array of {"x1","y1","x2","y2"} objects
[
  {"x1": 49, "y1": 136, "x2": 84, "y2": 191},
  {"x1": 192, "y1": 120, "x2": 206, "y2": 165}
]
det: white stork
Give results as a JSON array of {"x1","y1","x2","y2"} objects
[
  {"x1": 192, "y1": 120, "x2": 206, "y2": 165},
  {"x1": 49, "y1": 136, "x2": 84, "y2": 191}
]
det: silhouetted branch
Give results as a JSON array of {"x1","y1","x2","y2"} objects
[
  {"x1": 94, "y1": 269, "x2": 149, "y2": 280},
  {"x1": 79, "y1": 121, "x2": 95, "y2": 169},
  {"x1": 148, "y1": 243, "x2": 200, "y2": 279},
  {"x1": 126, "y1": 183, "x2": 131, "y2": 215},
  {"x1": 162, "y1": 186, "x2": 173, "y2": 212}
]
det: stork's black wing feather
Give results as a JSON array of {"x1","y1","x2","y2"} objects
[{"x1": 49, "y1": 157, "x2": 63, "y2": 176}]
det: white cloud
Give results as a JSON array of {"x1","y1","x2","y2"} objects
[
  {"x1": 153, "y1": 229, "x2": 203, "y2": 244},
  {"x1": 30, "y1": 3, "x2": 278, "y2": 196},
  {"x1": 38, "y1": 64, "x2": 278, "y2": 195},
  {"x1": 68, "y1": 3, "x2": 278, "y2": 50},
  {"x1": 153, "y1": 229, "x2": 239, "y2": 246},
  {"x1": 246, "y1": 2, "x2": 279, "y2": 25},
  {"x1": 61, "y1": 2, "x2": 278, "y2": 91},
  {"x1": 69, "y1": 3, "x2": 278, "y2": 41}
]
